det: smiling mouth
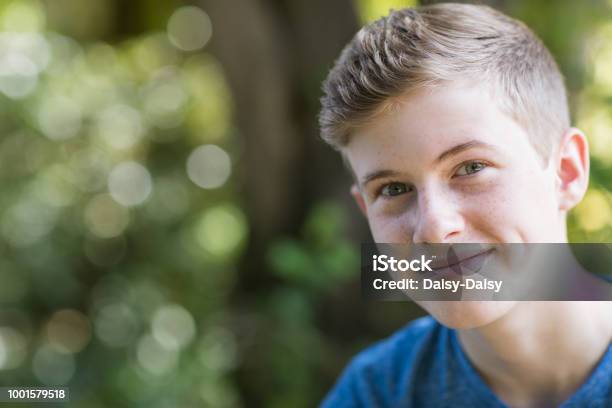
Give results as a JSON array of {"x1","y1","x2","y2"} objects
[{"x1": 429, "y1": 247, "x2": 496, "y2": 275}]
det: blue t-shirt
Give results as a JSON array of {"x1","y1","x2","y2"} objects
[{"x1": 321, "y1": 316, "x2": 612, "y2": 407}]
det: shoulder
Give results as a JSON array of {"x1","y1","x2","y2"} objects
[{"x1": 321, "y1": 316, "x2": 446, "y2": 407}]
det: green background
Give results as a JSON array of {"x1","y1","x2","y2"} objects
[{"x1": 0, "y1": 0, "x2": 610, "y2": 406}]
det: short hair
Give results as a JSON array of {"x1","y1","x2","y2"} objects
[{"x1": 319, "y1": 3, "x2": 570, "y2": 160}]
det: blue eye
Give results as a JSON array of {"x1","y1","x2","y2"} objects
[
  {"x1": 455, "y1": 161, "x2": 487, "y2": 176},
  {"x1": 381, "y1": 182, "x2": 410, "y2": 197}
]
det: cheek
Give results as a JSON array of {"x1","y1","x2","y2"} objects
[
  {"x1": 368, "y1": 212, "x2": 410, "y2": 243},
  {"x1": 463, "y1": 170, "x2": 558, "y2": 241},
  {"x1": 463, "y1": 179, "x2": 516, "y2": 225}
]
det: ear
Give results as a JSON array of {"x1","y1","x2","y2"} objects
[
  {"x1": 556, "y1": 127, "x2": 589, "y2": 212},
  {"x1": 351, "y1": 184, "x2": 368, "y2": 217}
]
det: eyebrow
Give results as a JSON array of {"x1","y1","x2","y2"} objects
[
  {"x1": 361, "y1": 169, "x2": 403, "y2": 187},
  {"x1": 360, "y1": 140, "x2": 495, "y2": 188},
  {"x1": 435, "y1": 140, "x2": 494, "y2": 163}
]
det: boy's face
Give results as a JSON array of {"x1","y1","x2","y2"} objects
[{"x1": 344, "y1": 83, "x2": 587, "y2": 328}]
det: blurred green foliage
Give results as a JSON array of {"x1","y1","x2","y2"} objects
[
  {"x1": 0, "y1": 0, "x2": 610, "y2": 407},
  {"x1": 269, "y1": 202, "x2": 357, "y2": 290}
]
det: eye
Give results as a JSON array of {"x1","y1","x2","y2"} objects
[
  {"x1": 454, "y1": 160, "x2": 488, "y2": 177},
  {"x1": 380, "y1": 182, "x2": 411, "y2": 197}
]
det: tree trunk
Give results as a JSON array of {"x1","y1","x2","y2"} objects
[{"x1": 196, "y1": 0, "x2": 362, "y2": 289}]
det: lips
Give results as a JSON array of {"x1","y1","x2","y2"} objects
[{"x1": 429, "y1": 247, "x2": 496, "y2": 276}]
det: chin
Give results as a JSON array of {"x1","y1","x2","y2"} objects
[{"x1": 418, "y1": 300, "x2": 517, "y2": 329}]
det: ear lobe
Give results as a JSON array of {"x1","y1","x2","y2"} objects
[
  {"x1": 557, "y1": 128, "x2": 590, "y2": 212},
  {"x1": 351, "y1": 184, "x2": 368, "y2": 217}
]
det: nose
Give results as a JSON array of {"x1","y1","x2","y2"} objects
[{"x1": 412, "y1": 187, "x2": 465, "y2": 244}]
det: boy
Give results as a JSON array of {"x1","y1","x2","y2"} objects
[{"x1": 319, "y1": 3, "x2": 612, "y2": 407}]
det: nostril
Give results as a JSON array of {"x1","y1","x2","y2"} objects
[{"x1": 412, "y1": 212, "x2": 465, "y2": 244}]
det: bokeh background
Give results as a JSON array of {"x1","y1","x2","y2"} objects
[{"x1": 0, "y1": 0, "x2": 610, "y2": 406}]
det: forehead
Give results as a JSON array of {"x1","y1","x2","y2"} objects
[{"x1": 344, "y1": 83, "x2": 534, "y2": 176}]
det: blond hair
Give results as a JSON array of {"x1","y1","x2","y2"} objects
[{"x1": 319, "y1": 3, "x2": 570, "y2": 160}]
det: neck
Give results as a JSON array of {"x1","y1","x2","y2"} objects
[{"x1": 458, "y1": 301, "x2": 612, "y2": 408}]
